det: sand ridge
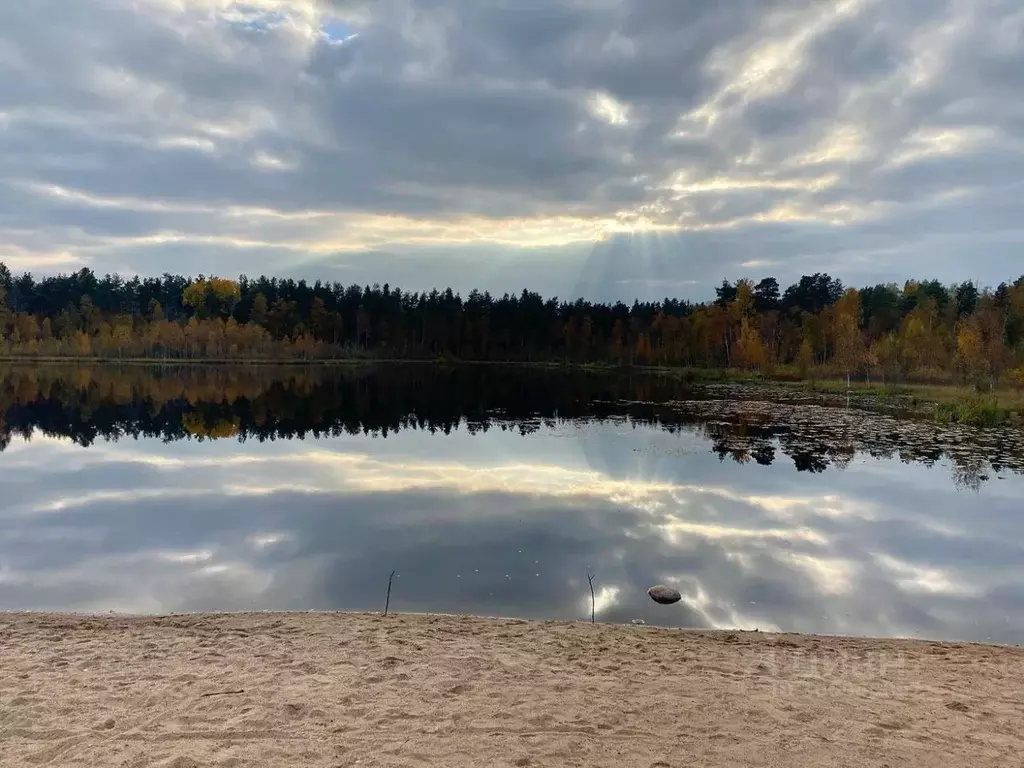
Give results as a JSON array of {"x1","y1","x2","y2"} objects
[{"x1": 1, "y1": 612, "x2": 1022, "y2": 767}]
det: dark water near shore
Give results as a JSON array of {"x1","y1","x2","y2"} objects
[{"x1": 2, "y1": 364, "x2": 1024, "y2": 644}]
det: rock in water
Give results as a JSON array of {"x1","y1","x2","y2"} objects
[{"x1": 647, "y1": 585, "x2": 682, "y2": 605}]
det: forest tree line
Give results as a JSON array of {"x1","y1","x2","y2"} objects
[{"x1": 2, "y1": 262, "x2": 1024, "y2": 386}]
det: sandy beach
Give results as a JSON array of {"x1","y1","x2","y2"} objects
[{"x1": 1, "y1": 613, "x2": 1022, "y2": 767}]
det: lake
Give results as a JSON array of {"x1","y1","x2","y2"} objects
[{"x1": 2, "y1": 364, "x2": 1023, "y2": 644}]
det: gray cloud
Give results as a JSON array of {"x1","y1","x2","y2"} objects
[{"x1": 0, "y1": 0, "x2": 1021, "y2": 296}]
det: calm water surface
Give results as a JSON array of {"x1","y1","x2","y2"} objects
[{"x1": 2, "y1": 364, "x2": 1023, "y2": 644}]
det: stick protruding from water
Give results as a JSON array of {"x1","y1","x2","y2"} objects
[
  {"x1": 587, "y1": 572, "x2": 596, "y2": 624},
  {"x1": 384, "y1": 569, "x2": 397, "y2": 616}
]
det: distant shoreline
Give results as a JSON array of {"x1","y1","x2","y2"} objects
[
  {"x1": 3, "y1": 611, "x2": 1022, "y2": 767},
  {"x1": 4, "y1": 357, "x2": 1023, "y2": 425}
]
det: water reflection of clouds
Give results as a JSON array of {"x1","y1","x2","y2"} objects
[{"x1": 1, "y1": 424, "x2": 1023, "y2": 644}]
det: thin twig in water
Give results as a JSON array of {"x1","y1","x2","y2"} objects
[
  {"x1": 587, "y1": 572, "x2": 596, "y2": 624},
  {"x1": 384, "y1": 569, "x2": 397, "y2": 616},
  {"x1": 200, "y1": 690, "x2": 244, "y2": 698}
]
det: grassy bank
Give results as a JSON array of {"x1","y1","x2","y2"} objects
[
  {"x1": 798, "y1": 379, "x2": 1024, "y2": 426},
  {"x1": 638, "y1": 365, "x2": 1024, "y2": 426}
]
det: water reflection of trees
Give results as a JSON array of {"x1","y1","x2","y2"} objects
[
  {"x1": 1, "y1": 364, "x2": 1021, "y2": 490},
  {"x1": 684, "y1": 402, "x2": 1022, "y2": 491}
]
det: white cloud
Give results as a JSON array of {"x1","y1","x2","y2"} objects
[{"x1": 587, "y1": 91, "x2": 631, "y2": 126}]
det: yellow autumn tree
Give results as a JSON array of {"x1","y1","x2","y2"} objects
[
  {"x1": 182, "y1": 277, "x2": 241, "y2": 319},
  {"x1": 182, "y1": 412, "x2": 240, "y2": 440},
  {"x1": 899, "y1": 314, "x2": 927, "y2": 376},
  {"x1": 832, "y1": 289, "x2": 865, "y2": 386},
  {"x1": 975, "y1": 297, "x2": 1008, "y2": 388},
  {"x1": 734, "y1": 318, "x2": 767, "y2": 370},
  {"x1": 870, "y1": 333, "x2": 901, "y2": 384},
  {"x1": 955, "y1": 319, "x2": 988, "y2": 386},
  {"x1": 732, "y1": 279, "x2": 756, "y2": 318},
  {"x1": 71, "y1": 330, "x2": 93, "y2": 356}
]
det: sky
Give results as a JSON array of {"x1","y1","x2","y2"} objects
[{"x1": 1, "y1": 0, "x2": 1022, "y2": 302}]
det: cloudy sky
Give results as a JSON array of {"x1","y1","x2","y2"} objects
[{"x1": 1, "y1": 0, "x2": 1022, "y2": 301}]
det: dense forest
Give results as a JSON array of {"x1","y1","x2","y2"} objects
[
  {"x1": 1, "y1": 364, "x2": 1020, "y2": 490},
  {"x1": 2, "y1": 262, "x2": 1024, "y2": 386}
]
